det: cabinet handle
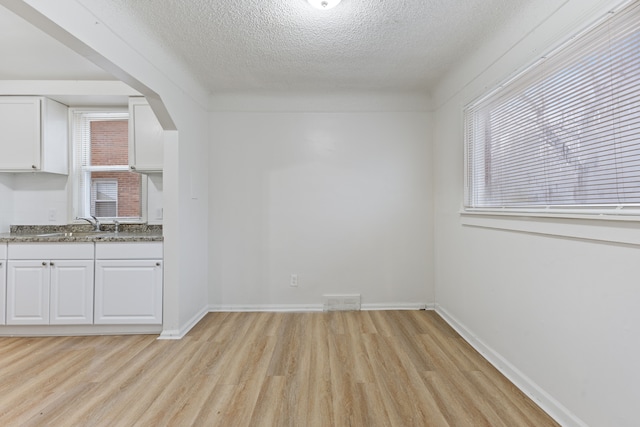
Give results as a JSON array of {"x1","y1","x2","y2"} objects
[
  {"x1": 0, "y1": 262, "x2": 3, "y2": 266},
  {"x1": 32, "y1": 165, "x2": 37, "y2": 169},
  {"x1": 130, "y1": 166, "x2": 136, "y2": 170},
  {"x1": 156, "y1": 262, "x2": 161, "y2": 266},
  {"x1": 42, "y1": 261, "x2": 47, "y2": 266},
  {"x1": 50, "y1": 262, "x2": 55, "y2": 267}
]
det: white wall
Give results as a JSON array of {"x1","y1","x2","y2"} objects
[
  {"x1": 146, "y1": 174, "x2": 163, "y2": 225},
  {"x1": 432, "y1": 1, "x2": 640, "y2": 426},
  {"x1": 210, "y1": 101, "x2": 433, "y2": 309},
  {"x1": 11, "y1": 173, "x2": 68, "y2": 225},
  {"x1": 0, "y1": 174, "x2": 13, "y2": 232},
  {"x1": 5, "y1": 172, "x2": 162, "y2": 226}
]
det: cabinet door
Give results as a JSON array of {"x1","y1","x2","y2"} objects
[
  {"x1": 6, "y1": 260, "x2": 49, "y2": 325},
  {"x1": 40, "y1": 98, "x2": 69, "y2": 175},
  {"x1": 94, "y1": 259, "x2": 163, "y2": 324},
  {"x1": 0, "y1": 260, "x2": 6, "y2": 325},
  {"x1": 50, "y1": 260, "x2": 94, "y2": 325},
  {"x1": 129, "y1": 98, "x2": 163, "y2": 173},
  {"x1": 0, "y1": 97, "x2": 41, "y2": 171}
]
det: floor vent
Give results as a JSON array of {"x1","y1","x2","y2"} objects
[{"x1": 323, "y1": 294, "x2": 361, "y2": 311}]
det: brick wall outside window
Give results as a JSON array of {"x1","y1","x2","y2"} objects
[{"x1": 90, "y1": 120, "x2": 141, "y2": 217}]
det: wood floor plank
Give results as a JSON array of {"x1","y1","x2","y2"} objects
[
  {"x1": 422, "y1": 370, "x2": 506, "y2": 427},
  {"x1": 122, "y1": 340, "x2": 214, "y2": 425},
  {"x1": 161, "y1": 373, "x2": 222, "y2": 426},
  {"x1": 416, "y1": 334, "x2": 511, "y2": 426},
  {"x1": 267, "y1": 312, "x2": 308, "y2": 377},
  {"x1": 363, "y1": 333, "x2": 450, "y2": 426},
  {"x1": 248, "y1": 376, "x2": 288, "y2": 426},
  {"x1": 0, "y1": 311, "x2": 560, "y2": 426},
  {"x1": 55, "y1": 339, "x2": 175, "y2": 425},
  {"x1": 299, "y1": 313, "x2": 334, "y2": 427}
]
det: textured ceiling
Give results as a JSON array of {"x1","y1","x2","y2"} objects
[
  {"x1": 0, "y1": 0, "x2": 533, "y2": 96},
  {"x1": 104, "y1": 0, "x2": 533, "y2": 95}
]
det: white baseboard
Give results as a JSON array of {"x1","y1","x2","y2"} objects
[
  {"x1": 435, "y1": 304, "x2": 587, "y2": 427},
  {"x1": 208, "y1": 302, "x2": 434, "y2": 313},
  {"x1": 361, "y1": 302, "x2": 433, "y2": 310},
  {"x1": 158, "y1": 305, "x2": 209, "y2": 340},
  {"x1": 208, "y1": 304, "x2": 324, "y2": 312},
  {"x1": 0, "y1": 324, "x2": 161, "y2": 336}
]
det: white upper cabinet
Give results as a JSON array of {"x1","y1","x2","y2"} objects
[
  {"x1": 0, "y1": 96, "x2": 68, "y2": 175},
  {"x1": 128, "y1": 97, "x2": 163, "y2": 173}
]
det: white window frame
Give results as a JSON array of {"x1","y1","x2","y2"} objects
[
  {"x1": 463, "y1": 0, "x2": 640, "y2": 222},
  {"x1": 68, "y1": 108, "x2": 147, "y2": 223}
]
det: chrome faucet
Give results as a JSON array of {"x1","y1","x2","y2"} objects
[{"x1": 77, "y1": 215, "x2": 101, "y2": 231}]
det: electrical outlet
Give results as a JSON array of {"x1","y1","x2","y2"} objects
[{"x1": 290, "y1": 274, "x2": 298, "y2": 287}]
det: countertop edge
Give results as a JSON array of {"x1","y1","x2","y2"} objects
[{"x1": 0, "y1": 234, "x2": 163, "y2": 243}]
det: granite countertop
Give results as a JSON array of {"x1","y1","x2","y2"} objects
[{"x1": 0, "y1": 224, "x2": 163, "y2": 243}]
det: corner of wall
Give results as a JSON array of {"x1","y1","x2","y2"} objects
[
  {"x1": 209, "y1": 91, "x2": 432, "y2": 113},
  {"x1": 0, "y1": 174, "x2": 14, "y2": 232}
]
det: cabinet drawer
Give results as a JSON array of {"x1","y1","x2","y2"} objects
[
  {"x1": 95, "y1": 242, "x2": 163, "y2": 259},
  {"x1": 8, "y1": 243, "x2": 94, "y2": 260},
  {"x1": 0, "y1": 243, "x2": 6, "y2": 259}
]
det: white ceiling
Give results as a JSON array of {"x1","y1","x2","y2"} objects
[
  {"x1": 0, "y1": 4, "x2": 133, "y2": 106},
  {"x1": 1, "y1": 0, "x2": 533, "y2": 96},
  {"x1": 0, "y1": 4, "x2": 113, "y2": 81}
]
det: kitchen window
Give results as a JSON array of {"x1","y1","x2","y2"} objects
[
  {"x1": 464, "y1": 1, "x2": 640, "y2": 217},
  {"x1": 71, "y1": 110, "x2": 144, "y2": 221}
]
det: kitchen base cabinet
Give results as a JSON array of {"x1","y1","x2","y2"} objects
[
  {"x1": 50, "y1": 260, "x2": 94, "y2": 325},
  {"x1": 6, "y1": 243, "x2": 94, "y2": 325},
  {"x1": 95, "y1": 260, "x2": 163, "y2": 324},
  {"x1": 6, "y1": 261, "x2": 49, "y2": 325},
  {"x1": 95, "y1": 242, "x2": 163, "y2": 325},
  {"x1": 6, "y1": 260, "x2": 94, "y2": 325},
  {"x1": 0, "y1": 241, "x2": 163, "y2": 333},
  {"x1": 0, "y1": 244, "x2": 7, "y2": 325}
]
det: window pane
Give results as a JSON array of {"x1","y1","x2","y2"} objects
[
  {"x1": 90, "y1": 171, "x2": 141, "y2": 218},
  {"x1": 91, "y1": 179, "x2": 118, "y2": 217},
  {"x1": 90, "y1": 120, "x2": 129, "y2": 166},
  {"x1": 465, "y1": 2, "x2": 640, "y2": 211}
]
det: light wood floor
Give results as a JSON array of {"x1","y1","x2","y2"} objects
[{"x1": 0, "y1": 311, "x2": 559, "y2": 426}]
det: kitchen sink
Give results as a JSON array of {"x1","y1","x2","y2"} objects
[{"x1": 36, "y1": 231, "x2": 112, "y2": 237}]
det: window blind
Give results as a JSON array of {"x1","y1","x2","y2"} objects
[
  {"x1": 91, "y1": 180, "x2": 118, "y2": 217},
  {"x1": 71, "y1": 110, "x2": 129, "y2": 219},
  {"x1": 465, "y1": 1, "x2": 640, "y2": 212}
]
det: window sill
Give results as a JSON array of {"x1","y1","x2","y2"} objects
[{"x1": 460, "y1": 210, "x2": 640, "y2": 246}]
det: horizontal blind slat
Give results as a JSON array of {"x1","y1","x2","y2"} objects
[{"x1": 465, "y1": 1, "x2": 640, "y2": 209}]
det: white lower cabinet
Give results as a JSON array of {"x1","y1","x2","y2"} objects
[
  {"x1": 1, "y1": 241, "x2": 162, "y2": 330},
  {"x1": 7, "y1": 260, "x2": 94, "y2": 325},
  {"x1": 50, "y1": 260, "x2": 95, "y2": 325},
  {"x1": 0, "y1": 244, "x2": 7, "y2": 325},
  {"x1": 6, "y1": 243, "x2": 94, "y2": 325},
  {"x1": 95, "y1": 242, "x2": 163, "y2": 325},
  {"x1": 7, "y1": 260, "x2": 49, "y2": 324}
]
